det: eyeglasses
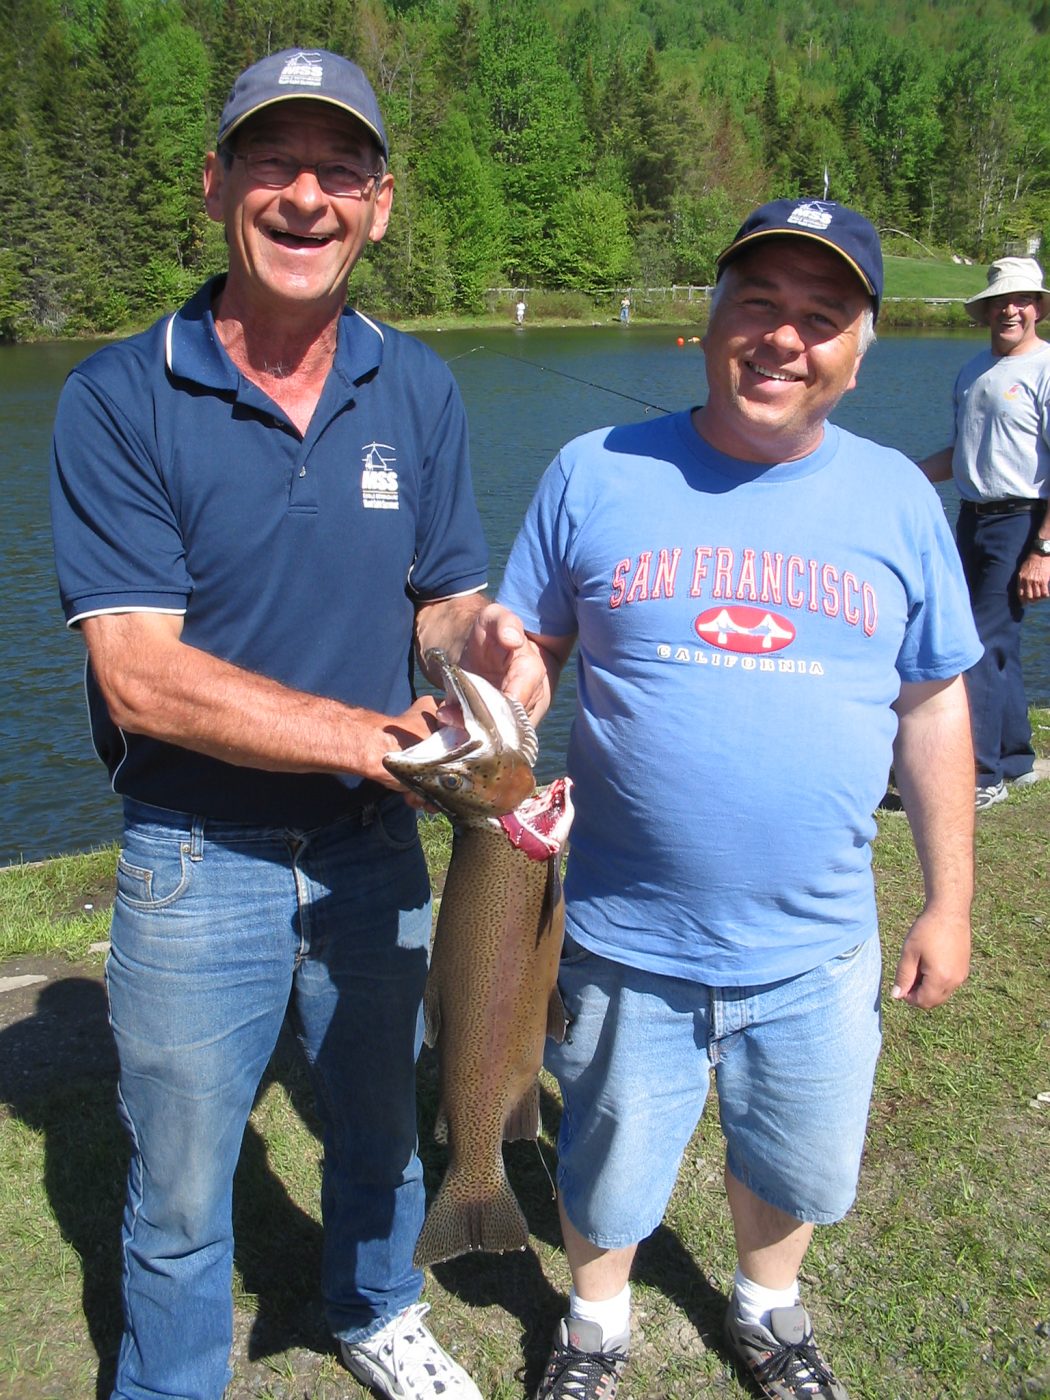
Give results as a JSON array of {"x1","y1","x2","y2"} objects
[{"x1": 231, "y1": 152, "x2": 382, "y2": 198}]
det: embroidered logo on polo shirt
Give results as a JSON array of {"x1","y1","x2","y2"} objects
[
  {"x1": 361, "y1": 442, "x2": 400, "y2": 510},
  {"x1": 279, "y1": 52, "x2": 324, "y2": 88}
]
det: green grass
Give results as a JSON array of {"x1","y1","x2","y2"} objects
[
  {"x1": 1, "y1": 720, "x2": 1048, "y2": 1398},
  {"x1": 394, "y1": 255, "x2": 995, "y2": 334},
  {"x1": 882, "y1": 254, "x2": 988, "y2": 302},
  {"x1": 0, "y1": 846, "x2": 119, "y2": 962}
]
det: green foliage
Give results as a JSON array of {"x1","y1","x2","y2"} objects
[
  {"x1": 541, "y1": 186, "x2": 633, "y2": 289},
  {"x1": 415, "y1": 109, "x2": 507, "y2": 310},
  {"x1": 1, "y1": 0, "x2": 1048, "y2": 337}
]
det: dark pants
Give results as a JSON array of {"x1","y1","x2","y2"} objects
[{"x1": 955, "y1": 503, "x2": 1042, "y2": 784}]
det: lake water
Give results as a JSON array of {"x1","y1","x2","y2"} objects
[{"x1": 3, "y1": 324, "x2": 1047, "y2": 864}]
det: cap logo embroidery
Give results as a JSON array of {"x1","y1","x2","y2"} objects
[
  {"x1": 786, "y1": 201, "x2": 833, "y2": 231},
  {"x1": 278, "y1": 51, "x2": 324, "y2": 88}
]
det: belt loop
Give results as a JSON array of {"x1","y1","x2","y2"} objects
[
  {"x1": 189, "y1": 816, "x2": 205, "y2": 861},
  {"x1": 360, "y1": 802, "x2": 378, "y2": 828}
]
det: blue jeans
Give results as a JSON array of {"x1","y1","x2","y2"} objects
[
  {"x1": 547, "y1": 933, "x2": 882, "y2": 1247},
  {"x1": 107, "y1": 797, "x2": 432, "y2": 1400},
  {"x1": 955, "y1": 504, "x2": 1041, "y2": 784}
]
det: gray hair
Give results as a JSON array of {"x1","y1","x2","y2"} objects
[{"x1": 709, "y1": 269, "x2": 877, "y2": 356}]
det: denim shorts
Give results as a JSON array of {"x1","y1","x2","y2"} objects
[{"x1": 545, "y1": 932, "x2": 883, "y2": 1248}]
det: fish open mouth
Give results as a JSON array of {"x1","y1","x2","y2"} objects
[
  {"x1": 393, "y1": 649, "x2": 537, "y2": 770},
  {"x1": 498, "y1": 777, "x2": 574, "y2": 861}
]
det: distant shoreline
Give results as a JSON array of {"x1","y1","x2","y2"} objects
[{"x1": 3, "y1": 296, "x2": 1007, "y2": 348}]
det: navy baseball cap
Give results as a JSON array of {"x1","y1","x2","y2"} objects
[
  {"x1": 716, "y1": 199, "x2": 884, "y2": 319},
  {"x1": 217, "y1": 49, "x2": 388, "y2": 160}
]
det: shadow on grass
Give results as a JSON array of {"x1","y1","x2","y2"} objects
[
  {"x1": 417, "y1": 1065, "x2": 729, "y2": 1392},
  {"x1": 0, "y1": 977, "x2": 342, "y2": 1395},
  {"x1": 5, "y1": 975, "x2": 732, "y2": 1395}
]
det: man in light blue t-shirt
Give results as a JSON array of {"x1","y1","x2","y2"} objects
[
  {"x1": 921, "y1": 256, "x2": 1050, "y2": 810},
  {"x1": 499, "y1": 200, "x2": 980, "y2": 1400}
]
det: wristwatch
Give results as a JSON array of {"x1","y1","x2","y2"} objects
[{"x1": 1031, "y1": 538, "x2": 1050, "y2": 556}]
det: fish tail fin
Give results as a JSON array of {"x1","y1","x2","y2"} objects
[
  {"x1": 413, "y1": 1166, "x2": 528, "y2": 1267},
  {"x1": 503, "y1": 1080, "x2": 541, "y2": 1141}
]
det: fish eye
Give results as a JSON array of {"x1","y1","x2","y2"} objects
[{"x1": 439, "y1": 774, "x2": 463, "y2": 791}]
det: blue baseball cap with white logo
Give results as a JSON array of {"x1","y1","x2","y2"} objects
[
  {"x1": 716, "y1": 199, "x2": 884, "y2": 319},
  {"x1": 217, "y1": 49, "x2": 388, "y2": 160}
]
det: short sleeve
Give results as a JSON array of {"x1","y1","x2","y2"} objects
[{"x1": 50, "y1": 367, "x2": 191, "y2": 624}]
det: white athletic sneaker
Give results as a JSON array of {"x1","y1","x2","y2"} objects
[
  {"x1": 1009, "y1": 769, "x2": 1042, "y2": 788},
  {"x1": 974, "y1": 779, "x2": 1008, "y2": 811},
  {"x1": 340, "y1": 1302, "x2": 482, "y2": 1399}
]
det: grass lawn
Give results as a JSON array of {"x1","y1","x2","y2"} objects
[
  {"x1": 1, "y1": 715, "x2": 1048, "y2": 1398},
  {"x1": 882, "y1": 255, "x2": 989, "y2": 302}
]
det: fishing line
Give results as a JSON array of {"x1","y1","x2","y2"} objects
[
  {"x1": 532, "y1": 1135, "x2": 558, "y2": 1201},
  {"x1": 445, "y1": 344, "x2": 672, "y2": 415}
]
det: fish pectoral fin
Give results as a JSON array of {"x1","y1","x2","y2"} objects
[
  {"x1": 546, "y1": 985, "x2": 568, "y2": 1044},
  {"x1": 412, "y1": 1166, "x2": 529, "y2": 1267},
  {"x1": 422, "y1": 977, "x2": 441, "y2": 1050},
  {"x1": 503, "y1": 1080, "x2": 541, "y2": 1141},
  {"x1": 433, "y1": 1105, "x2": 449, "y2": 1146}
]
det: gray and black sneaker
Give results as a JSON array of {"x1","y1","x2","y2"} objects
[
  {"x1": 534, "y1": 1317, "x2": 629, "y2": 1400},
  {"x1": 975, "y1": 779, "x2": 1008, "y2": 810},
  {"x1": 725, "y1": 1303, "x2": 850, "y2": 1400}
]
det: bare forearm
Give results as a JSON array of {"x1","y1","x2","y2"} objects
[
  {"x1": 414, "y1": 592, "x2": 490, "y2": 679},
  {"x1": 893, "y1": 676, "x2": 975, "y2": 910},
  {"x1": 916, "y1": 445, "x2": 954, "y2": 483},
  {"x1": 889, "y1": 676, "x2": 974, "y2": 1007},
  {"x1": 82, "y1": 614, "x2": 430, "y2": 784}
]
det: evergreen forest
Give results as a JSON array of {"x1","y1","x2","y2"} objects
[{"x1": 1, "y1": 0, "x2": 1048, "y2": 339}]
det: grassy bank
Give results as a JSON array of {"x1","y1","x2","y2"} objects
[
  {"x1": 1, "y1": 717, "x2": 1048, "y2": 1398},
  {"x1": 21, "y1": 254, "x2": 992, "y2": 344},
  {"x1": 395, "y1": 253, "x2": 990, "y2": 334}
]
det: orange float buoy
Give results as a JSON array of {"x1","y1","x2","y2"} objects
[{"x1": 676, "y1": 336, "x2": 685, "y2": 347}]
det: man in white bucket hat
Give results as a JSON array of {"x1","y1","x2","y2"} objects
[{"x1": 921, "y1": 255, "x2": 1050, "y2": 810}]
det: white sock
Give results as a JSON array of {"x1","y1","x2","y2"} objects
[
  {"x1": 568, "y1": 1283, "x2": 631, "y2": 1346},
  {"x1": 733, "y1": 1267, "x2": 800, "y2": 1329}
]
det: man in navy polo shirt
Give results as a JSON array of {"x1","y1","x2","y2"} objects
[{"x1": 50, "y1": 49, "x2": 539, "y2": 1400}]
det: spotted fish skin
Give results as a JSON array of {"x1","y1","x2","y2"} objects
[{"x1": 383, "y1": 650, "x2": 573, "y2": 1266}]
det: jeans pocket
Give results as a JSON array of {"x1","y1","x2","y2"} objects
[
  {"x1": 116, "y1": 840, "x2": 192, "y2": 910},
  {"x1": 371, "y1": 797, "x2": 421, "y2": 853}
]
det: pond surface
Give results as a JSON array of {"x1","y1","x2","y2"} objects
[{"x1": 2, "y1": 323, "x2": 1045, "y2": 863}]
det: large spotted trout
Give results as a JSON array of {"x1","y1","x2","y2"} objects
[{"x1": 384, "y1": 649, "x2": 574, "y2": 1266}]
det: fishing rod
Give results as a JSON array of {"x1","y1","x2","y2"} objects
[{"x1": 444, "y1": 344, "x2": 673, "y2": 415}]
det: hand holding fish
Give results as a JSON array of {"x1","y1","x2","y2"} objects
[
  {"x1": 366, "y1": 695, "x2": 443, "y2": 790},
  {"x1": 459, "y1": 601, "x2": 551, "y2": 721}
]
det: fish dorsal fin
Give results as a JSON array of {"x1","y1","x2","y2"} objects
[{"x1": 507, "y1": 695, "x2": 538, "y2": 768}]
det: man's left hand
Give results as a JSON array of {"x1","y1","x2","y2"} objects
[
  {"x1": 460, "y1": 601, "x2": 548, "y2": 716},
  {"x1": 891, "y1": 907, "x2": 971, "y2": 1009},
  {"x1": 1017, "y1": 551, "x2": 1050, "y2": 604}
]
